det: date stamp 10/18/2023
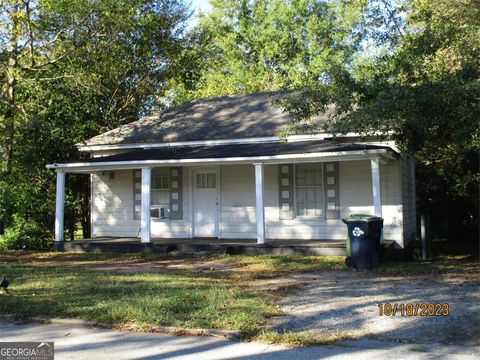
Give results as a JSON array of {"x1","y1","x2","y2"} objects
[{"x1": 378, "y1": 303, "x2": 449, "y2": 317}]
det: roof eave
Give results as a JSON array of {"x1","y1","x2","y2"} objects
[
  {"x1": 76, "y1": 132, "x2": 394, "y2": 152},
  {"x1": 47, "y1": 148, "x2": 397, "y2": 173}
]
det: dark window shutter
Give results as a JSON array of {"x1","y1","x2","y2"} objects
[
  {"x1": 170, "y1": 167, "x2": 183, "y2": 219},
  {"x1": 133, "y1": 170, "x2": 141, "y2": 220},
  {"x1": 279, "y1": 164, "x2": 295, "y2": 220},
  {"x1": 324, "y1": 162, "x2": 340, "y2": 219}
]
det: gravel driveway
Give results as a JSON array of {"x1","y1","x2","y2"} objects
[{"x1": 270, "y1": 269, "x2": 480, "y2": 344}]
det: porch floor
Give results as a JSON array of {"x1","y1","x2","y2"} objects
[{"x1": 59, "y1": 237, "x2": 347, "y2": 256}]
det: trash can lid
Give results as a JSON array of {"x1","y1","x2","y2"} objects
[{"x1": 342, "y1": 214, "x2": 383, "y2": 223}]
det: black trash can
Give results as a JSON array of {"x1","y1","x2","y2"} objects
[{"x1": 342, "y1": 214, "x2": 383, "y2": 269}]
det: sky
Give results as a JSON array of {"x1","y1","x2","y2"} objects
[
  {"x1": 190, "y1": 0, "x2": 212, "y2": 15},
  {"x1": 188, "y1": 0, "x2": 212, "y2": 27}
]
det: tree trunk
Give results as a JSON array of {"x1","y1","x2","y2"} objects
[
  {"x1": 69, "y1": 225, "x2": 75, "y2": 241},
  {"x1": 81, "y1": 175, "x2": 91, "y2": 239},
  {"x1": 3, "y1": 3, "x2": 20, "y2": 175},
  {"x1": 4, "y1": 77, "x2": 15, "y2": 175}
]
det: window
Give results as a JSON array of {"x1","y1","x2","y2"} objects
[
  {"x1": 295, "y1": 163, "x2": 324, "y2": 217},
  {"x1": 196, "y1": 173, "x2": 216, "y2": 188},
  {"x1": 151, "y1": 168, "x2": 170, "y2": 218},
  {"x1": 133, "y1": 167, "x2": 183, "y2": 220}
]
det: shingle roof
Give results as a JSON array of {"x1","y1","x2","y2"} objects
[
  {"x1": 76, "y1": 140, "x2": 394, "y2": 163},
  {"x1": 82, "y1": 92, "x2": 334, "y2": 146}
]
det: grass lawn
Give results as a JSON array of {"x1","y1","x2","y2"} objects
[
  {"x1": 0, "y1": 250, "x2": 476, "y2": 346},
  {"x1": 0, "y1": 263, "x2": 275, "y2": 335},
  {"x1": 0, "y1": 252, "x2": 345, "y2": 340}
]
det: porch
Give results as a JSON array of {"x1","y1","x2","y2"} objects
[
  {"x1": 47, "y1": 139, "x2": 404, "y2": 250},
  {"x1": 58, "y1": 237, "x2": 348, "y2": 256}
]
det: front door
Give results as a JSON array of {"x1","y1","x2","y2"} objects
[{"x1": 193, "y1": 168, "x2": 219, "y2": 238}]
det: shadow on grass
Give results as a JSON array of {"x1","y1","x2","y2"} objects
[
  {"x1": 1, "y1": 252, "x2": 478, "y2": 347},
  {"x1": 0, "y1": 263, "x2": 281, "y2": 334}
]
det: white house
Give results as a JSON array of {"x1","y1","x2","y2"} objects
[{"x1": 47, "y1": 92, "x2": 416, "y2": 249}]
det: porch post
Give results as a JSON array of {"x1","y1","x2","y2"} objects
[
  {"x1": 254, "y1": 163, "x2": 265, "y2": 245},
  {"x1": 371, "y1": 158, "x2": 384, "y2": 243},
  {"x1": 54, "y1": 171, "x2": 66, "y2": 243},
  {"x1": 140, "y1": 167, "x2": 151, "y2": 243}
]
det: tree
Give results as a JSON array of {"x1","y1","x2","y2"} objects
[
  {"x1": 286, "y1": 0, "x2": 480, "y2": 242},
  {"x1": 178, "y1": 0, "x2": 479, "y2": 243},
  {"x1": 340, "y1": 0, "x2": 478, "y2": 241},
  {"x1": 0, "y1": 0, "x2": 190, "y2": 248},
  {"x1": 170, "y1": 0, "x2": 367, "y2": 103}
]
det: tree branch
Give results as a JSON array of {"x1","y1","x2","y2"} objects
[
  {"x1": 20, "y1": 50, "x2": 70, "y2": 71},
  {"x1": 23, "y1": 0, "x2": 36, "y2": 68},
  {"x1": 20, "y1": 74, "x2": 75, "y2": 82}
]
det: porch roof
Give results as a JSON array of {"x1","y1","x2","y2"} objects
[{"x1": 47, "y1": 140, "x2": 398, "y2": 172}]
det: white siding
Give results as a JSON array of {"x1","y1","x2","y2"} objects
[
  {"x1": 339, "y1": 160, "x2": 404, "y2": 244},
  {"x1": 92, "y1": 171, "x2": 137, "y2": 237},
  {"x1": 218, "y1": 161, "x2": 406, "y2": 246},
  {"x1": 91, "y1": 169, "x2": 191, "y2": 238},
  {"x1": 91, "y1": 159, "x2": 411, "y2": 247}
]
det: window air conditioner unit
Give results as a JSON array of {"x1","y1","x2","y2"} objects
[{"x1": 150, "y1": 207, "x2": 170, "y2": 219}]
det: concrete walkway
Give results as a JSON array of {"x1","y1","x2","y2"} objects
[{"x1": 0, "y1": 321, "x2": 478, "y2": 360}]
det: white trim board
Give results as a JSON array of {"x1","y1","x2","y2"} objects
[
  {"x1": 47, "y1": 149, "x2": 396, "y2": 173},
  {"x1": 79, "y1": 136, "x2": 285, "y2": 152},
  {"x1": 77, "y1": 132, "x2": 392, "y2": 152}
]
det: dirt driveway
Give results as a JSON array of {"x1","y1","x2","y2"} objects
[{"x1": 269, "y1": 269, "x2": 480, "y2": 345}]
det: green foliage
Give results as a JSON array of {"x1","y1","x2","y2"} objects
[
  {"x1": 0, "y1": 0, "x2": 477, "y2": 248},
  {"x1": 375, "y1": 255, "x2": 478, "y2": 276},
  {"x1": 338, "y1": 0, "x2": 479, "y2": 238},
  {"x1": 171, "y1": 0, "x2": 367, "y2": 102},
  {"x1": 0, "y1": 0, "x2": 191, "y2": 248},
  {"x1": 252, "y1": 0, "x2": 479, "y2": 240},
  {"x1": 0, "y1": 215, "x2": 52, "y2": 251},
  {"x1": 177, "y1": 0, "x2": 479, "y2": 241}
]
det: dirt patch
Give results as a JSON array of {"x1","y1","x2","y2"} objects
[
  {"x1": 83, "y1": 259, "x2": 252, "y2": 274},
  {"x1": 0, "y1": 255, "x2": 250, "y2": 274},
  {"x1": 246, "y1": 274, "x2": 322, "y2": 291},
  {"x1": 269, "y1": 269, "x2": 480, "y2": 345}
]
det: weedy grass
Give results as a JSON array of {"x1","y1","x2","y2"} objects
[
  {"x1": 0, "y1": 250, "x2": 151, "y2": 263},
  {"x1": 374, "y1": 255, "x2": 478, "y2": 276},
  {"x1": 0, "y1": 251, "x2": 346, "y2": 342},
  {"x1": 254, "y1": 330, "x2": 356, "y2": 347},
  {"x1": 0, "y1": 263, "x2": 279, "y2": 334},
  {"x1": 1, "y1": 250, "x2": 474, "y2": 346},
  {"x1": 213, "y1": 254, "x2": 345, "y2": 280}
]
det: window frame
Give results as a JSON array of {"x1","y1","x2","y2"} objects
[
  {"x1": 293, "y1": 163, "x2": 326, "y2": 219},
  {"x1": 196, "y1": 172, "x2": 217, "y2": 188},
  {"x1": 150, "y1": 168, "x2": 171, "y2": 220}
]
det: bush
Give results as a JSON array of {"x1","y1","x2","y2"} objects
[{"x1": 0, "y1": 215, "x2": 52, "y2": 251}]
